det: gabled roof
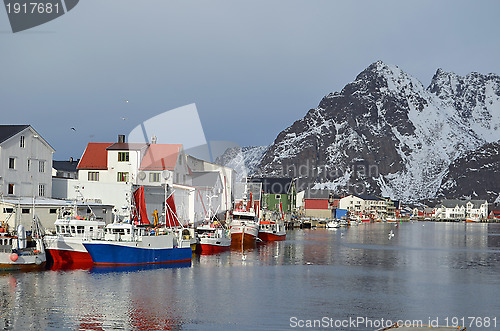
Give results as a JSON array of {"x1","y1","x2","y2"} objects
[
  {"x1": 439, "y1": 199, "x2": 487, "y2": 209},
  {"x1": 0, "y1": 125, "x2": 30, "y2": 144},
  {"x1": 357, "y1": 195, "x2": 385, "y2": 201},
  {"x1": 139, "y1": 144, "x2": 182, "y2": 170},
  {"x1": 77, "y1": 143, "x2": 113, "y2": 170},
  {"x1": 0, "y1": 125, "x2": 55, "y2": 152},
  {"x1": 304, "y1": 189, "x2": 331, "y2": 200},
  {"x1": 53, "y1": 160, "x2": 79, "y2": 172},
  {"x1": 107, "y1": 143, "x2": 148, "y2": 151}
]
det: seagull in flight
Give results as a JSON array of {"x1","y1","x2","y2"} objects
[{"x1": 71, "y1": 127, "x2": 76, "y2": 131}]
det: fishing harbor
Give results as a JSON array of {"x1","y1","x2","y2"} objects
[
  {"x1": 1, "y1": 125, "x2": 500, "y2": 331},
  {"x1": 1, "y1": 222, "x2": 500, "y2": 330}
]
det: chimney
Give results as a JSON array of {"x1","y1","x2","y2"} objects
[
  {"x1": 151, "y1": 136, "x2": 157, "y2": 144},
  {"x1": 118, "y1": 135, "x2": 125, "y2": 143}
]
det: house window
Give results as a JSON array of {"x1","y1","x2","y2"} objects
[
  {"x1": 27, "y1": 159, "x2": 30, "y2": 171},
  {"x1": 39, "y1": 160, "x2": 45, "y2": 173},
  {"x1": 3, "y1": 208, "x2": 14, "y2": 213},
  {"x1": 150, "y1": 173, "x2": 160, "y2": 182},
  {"x1": 118, "y1": 152, "x2": 129, "y2": 162},
  {"x1": 8, "y1": 158, "x2": 15, "y2": 169},
  {"x1": 22, "y1": 208, "x2": 30, "y2": 214},
  {"x1": 38, "y1": 184, "x2": 45, "y2": 197},
  {"x1": 8, "y1": 184, "x2": 14, "y2": 195},
  {"x1": 117, "y1": 172, "x2": 129, "y2": 182},
  {"x1": 88, "y1": 172, "x2": 99, "y2": 181},
  {"x1": 20, "y1": 136, "x2": 25, "y2": 148},
  {"x1": 49, "y1": 209, "x2": 57, "y2": 214}
]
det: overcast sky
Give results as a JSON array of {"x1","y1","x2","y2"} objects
[{"x1": 1, "y1": 0, "x2": 499, "y2": 160}]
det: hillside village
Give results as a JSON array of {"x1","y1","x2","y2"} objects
[{"x1": 1, "y1": 124, "x2": 499, "y2": 233}]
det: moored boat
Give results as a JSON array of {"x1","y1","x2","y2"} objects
[
  {"x1": 83, "y1": 222, "x2": 192, "y2": 266},
  {"x1": 326, "y1": 220, "x2": 340, "y2": 229},
  {"x1": 196, "y1": 223, "x2": 230, "y2": 254},
  {"x1": 258, "y1": 220, "x2": 286, "y2": 241},
  {"x1": 230, "y1": 209, "x2": 259, "y2": 247},
  {"x1": 44, "y1": 206, "x2": 105, "y2": 267},
  {"x1": 82, "y1": 186, "x2": 192, "y2": 266},
  {"x1": 0, "y1": 215, "x2": 46, "y2": 271}
]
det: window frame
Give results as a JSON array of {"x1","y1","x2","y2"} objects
[
  {"x1": 38, "y1": 184, "x2": 45, "y2": 197},
  {"x1": 8, "y1": 184, "x2": 14, "y2": 195},
  {"x1": 117, "y1": 172, "x2": 129, "y2": 182},
  {"x1": 88, "y1": 171, "x2": 100, "y2": 181},
  {"x1": 149, "y1": 172, "x2": 161, "y2": 183},
  {"x1": 118, "y1": 152, "x2": 129, "y2": 162},
  {"x1": 39, "y1": 160, "x2": 45, "y2": 173}
]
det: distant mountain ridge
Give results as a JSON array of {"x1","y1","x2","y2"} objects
[
  {"x1": 248, "y1": 61, "x2": 500, "y2": 202},
  {"x1": 214, "y1": 146, "x2": 268, "y2": 181}
]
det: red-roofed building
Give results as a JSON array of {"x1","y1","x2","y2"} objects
[
  {"x1": 137, "y1": 143, "x2": 189, "y2": 186},
  {"x1": 77, "y1": 143, "x2": 113, "y2": 170},
  {"x1": 140, "y1": 144, "x2": 182, "y2": 170},
  {"x1": 54, "y1": 135, "x2": 235, "y2": 226}
]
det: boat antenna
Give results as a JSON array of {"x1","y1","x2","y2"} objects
[{"x1": 74, "y1": 185, "x2": 97, "y2": 219}]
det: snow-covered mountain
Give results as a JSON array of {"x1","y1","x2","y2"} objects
[
  {"x1": 215, "y1": 146, "x2": 268, "y2": 181},
  {"x1": 438, "y1": 141, "x2": 500, "y2": 202},
  {"x1": 253, "y1": 61, "x2": 500, "y2": 202}
]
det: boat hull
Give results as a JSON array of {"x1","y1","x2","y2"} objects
[
  {"x1": 230, "y1": 222, "x2": 258, "y2": 247},
  {"x1": 258, "y1": 231, "x2": 286, "y2": 241},
  {"x1": 0, "y1": 252, "x2": 46, "y2": 271},
  {"x1": 83, "y1": 242, "x2": 192, "y2": 266},
  {"x1": 197, "y1": 237, "x2": 231, "y2": 255},
  {"x1": 44, "y1": 236, "x2": 93, "y2": 265}
]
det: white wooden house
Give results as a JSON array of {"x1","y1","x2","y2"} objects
[
  {"x1": 434, "y1": 199, "x2": 489, "y2": 220},
  {"x1": 0, "y1": 125, "x2": 54, "y2": 198}
]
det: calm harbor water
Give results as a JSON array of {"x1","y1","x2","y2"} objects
[{"x1": 1, "y1": 222, "x2": 500, "y2": 330}]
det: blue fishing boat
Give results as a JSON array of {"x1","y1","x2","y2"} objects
[
  {"x1": 82, "y1": 187, "x2": 192, "y2": 266},
  {"x1": 83, "y1": 223, "x2": 192, "y2": 266}
]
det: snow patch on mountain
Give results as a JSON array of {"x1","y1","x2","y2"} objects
[
  {"x1": 215, "y1": 146, "x2": 268, "y2": 181},
  {"x1": 255, "y1": 61, "x2": 500, "y2": 202}
]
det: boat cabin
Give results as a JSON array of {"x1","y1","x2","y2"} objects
[
  {"x1": 54, "y1": 218, "x2": 105, "y2": 240},
  {"x1": 232, "y1": 211, "x2": 256, "y2": 221},
  {"x1": 103, "y1": 223, "x2": 152, "y2": 241}
]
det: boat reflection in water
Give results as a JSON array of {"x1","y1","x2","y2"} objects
[{"x1": 89, "y1": 261, "x2": 191, "y2": 274}]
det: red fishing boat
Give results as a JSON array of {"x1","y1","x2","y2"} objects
[{"x1": 258, "y1": 203, "x2": 286, "y2": 241}]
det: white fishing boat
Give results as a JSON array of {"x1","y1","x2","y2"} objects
[
  {"x1": 0, "y1": 207, "x2": 46, "y2": 271},
  {"x1": 44, "y1": 203, "x2": 105, "y2": 267},
  {"x1": 230, "y1": 187, "x2": 259, "y2": 247},
  {"x1": 326, "y1": 220, "x2": 340, "y2": 228}
]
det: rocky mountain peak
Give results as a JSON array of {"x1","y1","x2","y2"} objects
[{"x1": 252, "y1": 61, "x2": 500, "y2": 202}]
